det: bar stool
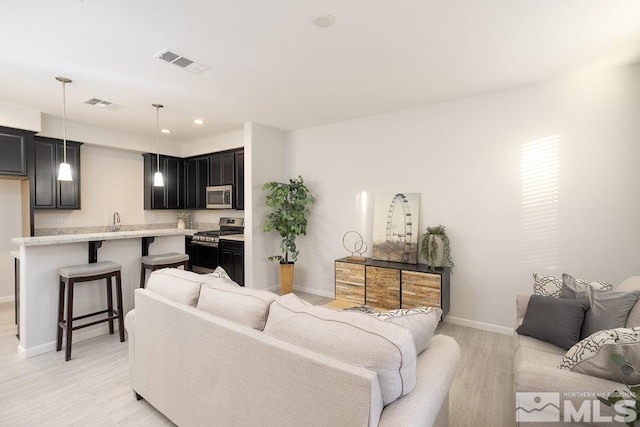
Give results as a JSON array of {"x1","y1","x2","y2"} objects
[
  {"x1": 139, "y1": 253, "x2": 189, "y2": 288},
  {"x1": 57, "y1": 261, "x2": 125, "y2": 361}
]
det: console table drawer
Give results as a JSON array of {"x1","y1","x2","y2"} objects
[
  {"x1": 366, "y1": 266, "x2": 400, "y2": 310},
  {"x1": 402, "y1": 271, "x2": 442, "y2": 309},
  {"x1": 335, "y1": 261, "x2": 365, "y2": 304}
]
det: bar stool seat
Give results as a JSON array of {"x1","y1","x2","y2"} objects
[
  {"x1": 140, "y1": 253, "x2": 189, "y2": 288},
  {"x1": 57, "y1": 261, "x2": 125, "y2": 361}
]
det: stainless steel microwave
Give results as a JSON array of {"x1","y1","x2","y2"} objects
[{"x1": 206, "y1": 185, "x2": 233, "y2": 209}]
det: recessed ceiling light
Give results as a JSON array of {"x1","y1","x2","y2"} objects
[
  {"x1": 193, "y1": 119, "x2": 204, "y2": 125},
  {"x1": 161, "y1": 129, "x2": 171, "y2": 134},
  {"x1": 312, "y1": 13, "x2": 333, "y2": 28}
]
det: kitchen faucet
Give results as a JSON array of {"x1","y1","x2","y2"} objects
[{"x1": 113, "y1": 212, "x2": 121, "y2": 232}]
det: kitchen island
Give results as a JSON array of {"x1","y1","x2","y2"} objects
[{"x1": 11, "y1": 229, "x2": 189, "y2": 358}]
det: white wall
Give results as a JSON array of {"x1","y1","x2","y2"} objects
[
  {"x1": 245, "y1": 122, "x2": 285, "y2": 290},
  {"x1": 0, "y1": 102, "x2": 41, "y2": 132},
  {"x1": 0, "y1": 179, "x2": 22, "y2": 301},
  {"x1": 286, "y1": 64, "x2": 640, "y2": 332},
  {"x1": 182, "y1": 129, "x2": 244, "y2": 157}
]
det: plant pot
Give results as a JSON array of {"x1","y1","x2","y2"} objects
[
  {"x1": 280, "y1": 263, "x2": 295, "y2": 295},
  {"x1": 426, "y1": 235, "x2": 445, "y2": 267},
  {"x1": 177, "y1": 219, "x2": 185, "y2": 229}
]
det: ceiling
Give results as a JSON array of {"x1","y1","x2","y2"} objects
[{"x1": 2, "y1": 0, "x2": 640, "y2": 145}]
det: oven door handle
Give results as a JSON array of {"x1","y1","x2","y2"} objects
[{"x1": 192, "y1": 241, "x2": 219, "y2": 248}]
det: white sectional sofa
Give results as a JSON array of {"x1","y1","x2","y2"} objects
[
  {"x1": 125, "y1": 268, "x2": 460, "y2": 427},
  {"x1": 514, "y1": 275, "x2": 640, "y2": 426}
]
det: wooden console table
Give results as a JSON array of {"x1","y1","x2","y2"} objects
[{"x1": 334, "y1": 257, "x2": 450, "y2": 318}]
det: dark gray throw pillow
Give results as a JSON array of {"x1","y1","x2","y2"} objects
[
  {"x1": 516, "y1": 295, "x2": 590, "y2": 349},
  {"x1": 560, "y1": 273, "x2": 640, "y2": 339}
]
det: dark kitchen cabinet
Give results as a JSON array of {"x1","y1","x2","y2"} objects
[
  {"x1": 185, "y1": 157, "x2": 209, "y2": 209},
  {"x1": 185, "y1": 236, "x2": 193, "y2": 271},
  {"x1": 32, "y1": 137, "x2": 81, "y2": 209},
  {"x1": 219, "y1": 239, "x2": 244, "y2": 286},
  {"x1": 0, "y1": 127, "x2": 33, "y2": 177},
  {"x1": 209, "y1": 151, "x2": 235, "y2": 186},
  {"x1": 234, "y1": 150, "x2": 244, "y2": 210},
  {"x1": 143, "y1": 154, "x2": 184, "y2": 210}
]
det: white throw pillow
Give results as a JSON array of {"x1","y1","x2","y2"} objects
[
  {"x1": 145, "y1": 268, "x2": 204, "y2": 306},
  {"x1": 533, "y1": 272, "x2": 611, "y2": 298},
  {"x1": 264, "y1": 293, "x2": 416, "y2": 406},
  {"x1": 559, "y1": 327, "x2": 640, "y2": 383},
  {"x1": 370, "y1": 307, "x2": 442, "y2": 355},
  {"x1": 197, "y1": 277, "x2": 277, "y2": 331}
]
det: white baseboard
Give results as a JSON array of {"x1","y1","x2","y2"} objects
[
  {"x1": 444, "y1": 315, "x2": 514, "y2": 336},
  {"x1": 261, "y1": 284, "x2": 335, "y2": 299},
  {"x1": 18, "y1": 324, "x2": 121, "y2": 359},
  {"x1": 293, "y1": 285, "x2": 334, "y2": 299},
  {"x1": 0, "y1": 295, "x2": 15, "y2": 304}
]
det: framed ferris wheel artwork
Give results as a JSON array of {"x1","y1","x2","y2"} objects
[{"x1": 371, "y1": 193, "x2": 420, "y2": 264}]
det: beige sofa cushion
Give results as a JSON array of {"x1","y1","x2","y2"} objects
[
  {"x1": 264, "y1": 293, "x2": 416, "y2": 406},
  {"x1": 617, "y1": 276, "x2": 640, "y2": 328},
  {"x1": 146, "y1": 268, "x2": 203, "y2": 306},
  {"x1": 370, "y1": 307, "x2": 442, "y2": 355},
  {"x1": 197, "y1": 277, "x2": 277, "y2": 330}
]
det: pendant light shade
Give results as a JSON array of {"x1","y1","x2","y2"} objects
[
  {"x1": 153, "y1": 103, "x2": 165, "y2": 187},
  {"x1": 56, "y1": 76, "x2": 73, "y2": 182}
]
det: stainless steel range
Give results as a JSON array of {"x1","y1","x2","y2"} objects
[{"x1": 191, "y1": 217, "x2": 244, "y2": 274}]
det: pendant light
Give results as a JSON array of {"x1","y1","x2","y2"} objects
[
  {"x1": 152, "y1": 103, "x2": 165, "y2": 187},
  {"x1": 56, "y1": 76, "x2": 73, "y2": 181}
]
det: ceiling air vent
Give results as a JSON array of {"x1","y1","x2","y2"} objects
[
  {"x1": 154, "y1": 49, "x2": 211, "y2": 74},
  {"x1": 82, "y1": 98, "x2": 124, "y2": 110}
]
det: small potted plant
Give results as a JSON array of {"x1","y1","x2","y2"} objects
[
  {"x1": 421, "y1": 225, "x2": 454, "y2": 271},
  {"x1": 176, "y1": 211, "x2": 190, "y2": 229},
  {"x1": 263, "y1": 176, "x2": 316, "y2": 294}
]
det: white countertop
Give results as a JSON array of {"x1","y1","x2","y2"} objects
[
  {"x1": 12, "y1": 228, "x2": 190, "y2": 247},
  {"x1": 219, "y1": 234, "x2": 244, "y2": 242}
]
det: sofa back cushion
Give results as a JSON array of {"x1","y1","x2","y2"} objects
[
  {"x1": 561, "y1": 274, "x2": 640, "y2": 339},
  {"x1": 617, "y1": 277, "x2": 640, "y2": 328},
  {"x1": 146, "y1": 268, "x2": 203, "y2": 306},
  {"x1": 196, "y1": 277, "x2": 277, "y2": 330},
  {"x1": 264, "y1": 293, "x2": 416, "y2": 406}
]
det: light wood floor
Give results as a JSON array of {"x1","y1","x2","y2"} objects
[{"x1": 0, "y1": 294, "x2": 515, "y2": 426}]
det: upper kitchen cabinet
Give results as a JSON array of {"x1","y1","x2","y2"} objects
[
  {"x1": 0, "y1": 127, "x2": 34, "y2": 177},
  {"x1": 234, "y1": 149, "x2": 244, "y2": 210},
  {"x1": 143, "y1": 153, "x2": 184, "y2": 210},
  {"x1": 32, "y1": 137, "x2": 81, "y2": 209},
  {"x1": 185, "y1": 156, "x2": 209, "y2": 209},
  {"x1": 209, "y1": 151, "x2": 235, "y2": 186}
]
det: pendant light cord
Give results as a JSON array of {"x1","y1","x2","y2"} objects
[
  {"x1": 62, "y1": 80, "x2": 67, "y2": 163},
  {"x1": 156, "y1": 105, "x2": 160, "y2": 172}
]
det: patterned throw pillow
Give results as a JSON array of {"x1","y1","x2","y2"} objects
[
  {"x1": 207, "y1": 266, "x2": 232, "y2": 280},
  {"x1": 559, "y1": 327, "x2": 640, "y2": 383},
  {"x1": 533, "y1": 273, "x2": 611, "y2": 298},
  {"x1": 370, "y1": 307, "x2": 442, "y2": 355}
]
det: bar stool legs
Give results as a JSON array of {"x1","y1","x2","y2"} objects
[{"x1": 57, "y1": 262, "x2": 124, "y2": 361}]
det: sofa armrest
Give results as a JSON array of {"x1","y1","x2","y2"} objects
[
  {"x1": 378, "y1": 334, "x2": 460, "y2": 427},
  {"x1": 516, "y1": 295, "x2": 531, "y2": 325},
  {"x1": 124, "y1": 309, "x2": 135, "y2": 388}
]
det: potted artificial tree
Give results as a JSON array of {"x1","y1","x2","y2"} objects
[
  {"x1": 263, "y1": 176, "x2": 316, "y2": 294},
  {"x1": 421, "y1": 225, "x2": 455, "y2": 271}
]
